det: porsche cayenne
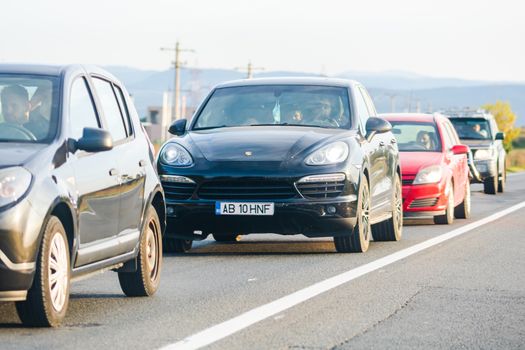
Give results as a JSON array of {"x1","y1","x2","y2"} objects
[{"x1": 158, "y1": 78, "x2": 402, "y2": 253}]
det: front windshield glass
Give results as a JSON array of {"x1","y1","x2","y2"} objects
[
  {"x1": 449, "y1": 118, "x2": 492, "y2": 140},
  {"x1": 0, "y1": 74, "x2": 60, "y2": 143},
  {"x1": 390, "y1": 121, "x2": 442, "y2": 152},
  {"x1": 193, "y1": 85, "x2": 352, "y2": 130}
]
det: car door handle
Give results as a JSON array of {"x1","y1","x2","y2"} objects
[
  {"x1": 390, "y1": 138, "x2": 397, "y2": 144},
  {"x1": 139, "y1": 159, "x2": 146, "y2": 167},
  {"x1": 109, "y1": 168, "x2": 119, "y2": 176},
  {"x1": 379, "y1": 141, "x2": 385, "y2": 147}
]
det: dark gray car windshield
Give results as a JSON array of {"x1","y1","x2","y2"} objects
[
  {"x1": 193, "y1": 85, "x2": 352, "y2": 130},
  {"x1": 449, "y1": 118, "x2": 492, "y2": 140},
  {"x1": 0, "y1": 74, "x2": 60, "y2": 143}
]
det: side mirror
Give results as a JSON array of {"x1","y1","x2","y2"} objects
[
  {"x1": 169, "y1": 119, "x2": 187, "y2": 136},
  {"x1": 451, "y1": 144, "x2": 469, "y2": 155},
  {"x1": 76, "y1": 127, "x2": 113, "y2": 153},
  {"x1": 365, "y1": 117, "x2": 392, "y2": 139},
  {"x1": 495, "y1": 132, "x2": 504, "y2": 140}
]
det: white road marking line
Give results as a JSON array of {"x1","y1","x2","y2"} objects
[{"x1": 160, "y1": 201, "x2": 525, "y2": 350}]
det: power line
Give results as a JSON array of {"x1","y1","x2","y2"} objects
[{"x1": 160, "y1": 41, "x2": 195, "y2": 123}]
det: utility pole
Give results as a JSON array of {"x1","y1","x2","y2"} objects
[
  {"x1": 235, "y1": 61, "x2": 264, "y2": 79},
  {"x1": 384, "y1": 93, "x2": 398, "y2": 112},
  {"x1": 161, "y1": 41, "x2": 195, "y2": 122}
]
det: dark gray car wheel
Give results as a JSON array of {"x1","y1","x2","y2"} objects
[
  {"x1": 118, "y1": 206, "x2": 162, "y2": 297},
  {"x1": 334, "y1": 177, "x2": 371, "y2": 253},
  {"x1": 16, "y1": 216, "x2": 70, "y2": 327}
]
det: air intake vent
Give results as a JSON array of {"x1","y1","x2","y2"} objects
[
  {"x1": 409, "y1": 197, "x2": 438, "y2": 208},
  {"x1": 162, "y1": 182, "x2": 196, "y2": 200},
  {"x1": 198, "y1": 180, "x2": 297, "y2": 200},
  {"x1": 296, "y1": 180, "x2": 345, "y2": 199}
]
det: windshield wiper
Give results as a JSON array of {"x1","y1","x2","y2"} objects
[
  {"x1": 192, "y1": 125, "x2": 228, "y2": 131},
  {"x1": 249, "y1": 123, "x2": 328, "y2": 128}
]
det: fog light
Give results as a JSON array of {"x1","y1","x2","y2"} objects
[
  {"x1": 326, "y1": 205, "x2": 337, "y2": 214},
  {"x1": 167, "y1": 206, "x2": 175, "y2": 216}
]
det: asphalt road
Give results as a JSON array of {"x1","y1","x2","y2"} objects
[{"x1": 1, "y1": 173, "x2": 524, "y2": 350}]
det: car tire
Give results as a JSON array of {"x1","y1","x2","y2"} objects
[
  {"x1": 484, "y1": 175, "x2": 497, "y2": 195},
  {"x1": 498, "y1": 165, "x2": 506, "y2": 193},
  {"x1": 212, "y1": 234, "x2": 240, "y2": 242},
  {"x1": 15, "y1": 216, "x2": 70, "y2": 327},
  {"x1": 163, "y1": 238, "x2": 193, "y2": 253},
  {"x1": 372, "y1": 174, "x2": 402, "y2": 242},
  {"x1": 334, "y1": 177, "x2": 371, "y2": 253},
  {"x1": 434, "y1": 182, "x2": 454, "y2": 225},
  {"x1": 454, "y1": 181, "x2": 471, "y2": 219},
  {"x1": 118, "y1": 206, "x2": 162, "y2": 297}
]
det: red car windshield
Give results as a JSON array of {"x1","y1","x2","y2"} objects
[{"x1": 390, "y1": 121, "x2": 442, "y2": 152}]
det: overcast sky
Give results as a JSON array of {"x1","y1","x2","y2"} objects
[{"x1": 2, "y1": 0, "x2": 524, "y2": 82}]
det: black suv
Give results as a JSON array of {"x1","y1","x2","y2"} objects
[
  {"x1": 158, "y1": 78, "x2": 402, "y2": 254},
  {"x1": 447, "y1": 109, "x2": 506, "y2": 194},
  {"x1": 0, "y1": 65, "x2": 165, "y2": 326}
]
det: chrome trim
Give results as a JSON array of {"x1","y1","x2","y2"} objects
[
  {"x1": 296, "y1": 173, "x2": 346, "y2": 183},
  {"x1": 0, "y1": 249, "x2": 35, "y2": 272},
  {"x1": 160, "y1": 175, "x2": 196, "y2": 184}
]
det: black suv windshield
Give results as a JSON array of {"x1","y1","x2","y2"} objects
[
  {"x1": 0, "y1": 74, "x2": 60, "y2": 143},
  {"x1": 193, "y1": 85, "x2": 352, "y2": 130},
  {"x1": 449, "y1": 118, "x2": 492, "y2": 140}
]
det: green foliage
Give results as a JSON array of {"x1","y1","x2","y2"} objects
[{"x1": 482, "y1": 101, "x2": 520, "y2": 153}]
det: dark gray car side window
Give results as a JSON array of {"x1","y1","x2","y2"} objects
[
  {"x1": 69, "y1": 77, "x2": 100, "y2": 140},
  {"x1": 113, "y1": 84, "x2": 133, "y2": 136},
  {"x1": 92, "y1": 77, "x2": 127, "y2": 142}
]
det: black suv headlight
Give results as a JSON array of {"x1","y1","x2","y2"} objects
[{"x1": 160, "y1": 143, "x2": 194, "y2": 167}]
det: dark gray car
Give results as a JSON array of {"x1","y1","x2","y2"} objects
[
  {"x1": 0, "y1": 64, "x2": 165, "y2": 326},
  {"x1": 446, "y1": 109, "x2": 506, "y2": 194}
]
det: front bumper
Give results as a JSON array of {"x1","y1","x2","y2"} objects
[
  {"x1": 165, "y1": 197, "x2": 358, "y2": 239},
  {"x1": 471, "y1": 159, "x2": 497, "y2": 182},
  {"x1": 0, "y1": 198, "x2": 44, "y2": 300},
  {"x1": 402, "y1": 180, "x2": 449, "y2": 218}
]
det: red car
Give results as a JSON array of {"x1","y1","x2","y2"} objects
[{"x1": 381, "y1": 113, "x2": 471, "y2": 224}]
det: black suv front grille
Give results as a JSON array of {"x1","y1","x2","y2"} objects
[
  {"x1": 162, "y1": 181, "x2": 196, "y2": 200},
  {"x1": 296, "y1": 180, "x2": 345, "y2": 199},
  {"x1": 197, "y1": 180, "x2": 297, "y2": 200}
]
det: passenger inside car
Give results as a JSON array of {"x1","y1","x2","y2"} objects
[
  {"x1": 0, "y1": 84, "x2": 50, "y2": 140},
  {"x1": 28, "y1": 86, "x2": 52, "y2": 139},
  {"x1": 416, "y1": 130, "x2": 433, "y2": 150}
]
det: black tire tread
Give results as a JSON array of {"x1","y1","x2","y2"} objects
[
  {"x1": 15, "y1": 216, "x2": 69, "y2": 327},
  {"x1": 118, "y1": 207, "x2": 162, "y2": 297}
]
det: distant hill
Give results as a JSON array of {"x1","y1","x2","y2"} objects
[{"x1": 104, "y1": 66, "x2": 525, "y2": 126}]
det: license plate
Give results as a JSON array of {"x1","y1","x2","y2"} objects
[{"x1": 215, "y1": 202, "x2": 274, "y2": 216}]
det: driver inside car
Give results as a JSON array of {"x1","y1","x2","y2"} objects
[{"x1": 0, "y1": 84, "x2": 38, "y2": 139}]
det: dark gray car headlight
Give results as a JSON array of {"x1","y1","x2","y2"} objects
[
  {"x1": 0, "y1": 167, "x2": 32, "y2": 208},
  {"x1": 305, "y1": 141, "x2": 349, "y2": 166},
  {"x1": 160, "y1": 143, "x2": 194, "y2": 167}
]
